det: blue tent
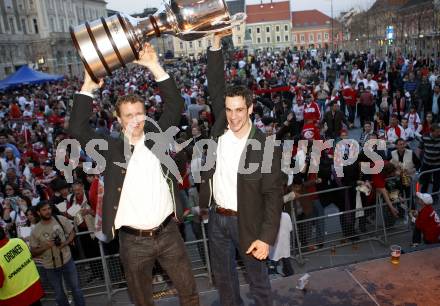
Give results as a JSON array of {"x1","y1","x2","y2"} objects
[{"x1": 0, "y1": 65, "x2": 64, "y2": 90}]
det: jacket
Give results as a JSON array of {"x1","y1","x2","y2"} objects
[
  {"x1": 68, "y1": 77, "x2": 184, "y2": 241},
  {"x1": 199, "y1": 49, "x2": 283, "y2": 252}
]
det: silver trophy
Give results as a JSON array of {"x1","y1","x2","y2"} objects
[{"x1": 70, "y1": 0, "x2": 245, "y2": 82}]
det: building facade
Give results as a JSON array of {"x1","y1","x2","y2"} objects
[
  {"x1": 346, "y1": 0, "x2": 439, "y2": 57},
  {"x1": 245, "y1": 1, "x2": 292, "y2": 53},
  {"x1": 291, "y1": 10, "x2": 343, "y2": 51},
  {"x1": 0, "y1": 0, "x2": 107, "y2": 79},
  {"x1": 172, "y1": 0, "x2": 245, "y2": 58}
]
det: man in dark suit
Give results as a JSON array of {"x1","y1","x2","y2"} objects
[
  {"x1": 68, "y1": 44, "x2": 199, "y2": 306},
  {"x1": 199, "y1": 34, "x2": 283, "y2": 306}
]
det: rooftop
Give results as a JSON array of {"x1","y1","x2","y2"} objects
[{"x1": 245, "y1": 1, "x2": 291, "y2": 24}]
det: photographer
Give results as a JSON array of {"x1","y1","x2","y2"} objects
[{"x1": 30, "y1": 201, "x2": 85, "y2": 306}]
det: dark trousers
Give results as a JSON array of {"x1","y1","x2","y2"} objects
[
  {"x1": 347, "y1": 105, "x2": 356, "y2": 124},
  {"x1": 208, "y1": 211, "x2": 272, "y2": 306},
  {"x1": 420, "y1": 164, "x2": 440, "y2": 195},
  {"x1": 119, "y1": 221, "x2": 199, "y2": 306}
]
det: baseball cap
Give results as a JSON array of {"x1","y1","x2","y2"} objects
[{"x1": 416, "y1": 192, "x2": 433, "y2": 205}]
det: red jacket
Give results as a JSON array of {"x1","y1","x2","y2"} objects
[
  {"x1": 416, "y1": 205, "x2": 440, "y2": 243},
  {"x1": 303, "y1": 101, "x2": 321, "y2": 122},
  {"x1": 342, "y1": 87, "x2": 358, "y2": 107},
  {"x1": 301, "y1": 123, "x2": 321, "y2": 140}
]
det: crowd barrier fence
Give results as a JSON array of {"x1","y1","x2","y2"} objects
[{"x1": 40, "y1": 169, "x2": 440, "y2": 304}]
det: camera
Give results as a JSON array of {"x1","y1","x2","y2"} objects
[{"x1": 53, "y1": 235, "x2": 62, "y2": 247}]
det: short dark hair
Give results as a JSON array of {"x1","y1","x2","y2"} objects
[
  {"x1": 36, "y1": 200, "x2": 50, "y2": 211},
  {"x1": 225, "y1": 85, "x2": 253, "y2": 108},
  {"x1": 395, "y1": 138, "x2": 406, "y2": 145},
  {"x1": 115, "y1": 94, "x2": 145, "y2": 117}
]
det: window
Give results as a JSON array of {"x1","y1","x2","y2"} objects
[
  {"x1": 324, "y1": 32, "x2": 329, "y2": 41},
  {"x1": 266, "y1": 27, "x2": 270, "y2": 33},
  {"x1": 266, "y1": 37, "x2": 270, "y2": 43},
  {"x1": 237, "y1": 36, "x2": 241, "y2": 44},
  {"x1": 257, "y1": 37, "x2": 261, "y2": 43},
  {"x1": 309, "y1": 34, "x2": 314, "y2": 42},
  {"x1": 256, "y1": 27, "x2": 260, "y2": 34},
  {"x1": 236, "y1": 25, "x2": 240, "y2": 31},
  {"x1": 16, "y1": 17, "x2": 21, "y2": 31},
  {"x1": 317, "y1": 33, "x2": 322, "y2": 41},
  {"x1": 60, "y1": 18, "x2": 65, "y2": 32},
  {"x1": 21, "y1": 19, "x2": 27, "y2": 34},
  {"x1": 189, "y1": 41, "x2": 193, "y2": 48},
  {"x1": 198, "y1": 40, "x2": 202, "y2": 48},
  {"x1": 284, "y1": 25, "x2": 288, "y2": 31},
  {"x1": 300, "y1": 34, "x2": 305, "y2": 42},
  {"x1": 9, "y1": 18, "x2": 15, "y2": 34},
  {"x1": 276, "y1": 36, "x2": 280, "y2": 42},
  {"x1": 179, "y1": 42, "x2": 183, "y2": 49},
  {"x1": 33, "y1": 18, "x2": 39, "y2": 34},
  {"x1": 293, "y1": 34, "x2": 297, "y2": 42},
  {"x1": 248, "y1": 28, "x2": 252, "y2": 34},
  {"x1": 276, "y1": 26, "x2": 280, "y2": 32},
  {"x1": 285, "y1": 35, "x2": 289, "y2": 41},
  {"x1": 49, "y1": 18, "x2": 55, "y2": 32}
]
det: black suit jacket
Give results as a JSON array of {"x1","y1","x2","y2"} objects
[
  {"x1": 68, "y1": 77, "x2": 184, "y2": 241},
  {"x1": 199, "y1": 49, "x2": 283, "y2": 252}
]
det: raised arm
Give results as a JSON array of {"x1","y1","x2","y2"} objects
[
  {"x1": 67, "y1": 71, "x2": 106, "y2": 149},
  {"x1": 207, "y1": 31, "x2": 230, "y2": 118},
  {"x1": 134, "y1": 43, "x2": 184, "y2": 131}
]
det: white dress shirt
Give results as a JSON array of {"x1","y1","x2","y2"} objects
[
  {"x1": 114, "y1": 134, "x2": 173, "y2": 230},
  {"x1": 213, "y1": 123, "x2": 251, "y2": 212}
]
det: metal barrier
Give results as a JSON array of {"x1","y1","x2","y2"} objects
[
  {"x1": 38, "y1": 168, "x2": 440, "y2": 304},
  {"x1": 290, "y1": 175, "x2": 417, "y2": 265}
]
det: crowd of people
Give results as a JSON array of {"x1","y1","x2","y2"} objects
[{"x1": 1, "y1": 40, "x2": 440, "y2": 304}]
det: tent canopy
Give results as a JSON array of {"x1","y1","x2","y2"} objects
[{"x1": 0, "y1": 65, "x2": 64, "y2": 90}]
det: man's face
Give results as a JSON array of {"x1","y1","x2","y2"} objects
[
  {"x1": 401, "y1": 119, "x2": 408, "y2": 128},
  {"x1": 364, "y1": 123, "x2": 372, "y2": 133},
  {"x1": 225, "y1": 96, "x2": 252, "y2": 135},
  {"x1": 432, "y1": 128, "x2": 440, "y2": 138},
  {"x1": 192, "y1": 127, "x2": 200, "y2": 137},
  {"x1": 397, "y1": 140, "x2": 406, "y2": 151},
  {"x1": 38, "y1": 204, "x2": 52, "y2": 220},
  {"x1": 118, "y1": 102, "x2": 145, "y2": 139},
  {"x1": 0, "y1": 135, "x2": 6, "y2": 144},
  {"x1": 390, "y1": 117, "x2": 398, "y2": 126},
  {"x1": 72, "y1": 184, "x2": 83, "y2": 196},
  {"x1": 367, "y1": 74, "x2": 372, "y2": 81}
]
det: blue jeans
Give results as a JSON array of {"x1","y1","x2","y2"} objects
[
  {"x1": 208, "y1": 210, "x2": 272, "y2": 306},
  {"x1": 45, "y1": 258, "x2": 85, "y2": 306}
]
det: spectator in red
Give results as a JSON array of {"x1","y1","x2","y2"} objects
[
  {"x1": 412, "y1": 192, "x2": 440, "y2": 245},
  {"x1": 303, "y1": 94, "x2": 321, "y2": 123},
  {"x1": 385, "y1": 115, "x2": 405, "y2": 148},
  {"x1": 9, "y1": 101, "x2": 21, "y2": 119},
  {"x1": 358, "y1": 84, "x2": 375, "y2": 127},
  {"x1": 342, "y1": 81, "x2": 358, "y2": 127},
  {"x1": 301, "y1": 118, "x2": 321, "y2": 140}
]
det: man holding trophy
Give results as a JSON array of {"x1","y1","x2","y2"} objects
[{"x1": 68, "y1": 44, "x2": 199, "y2": 306}]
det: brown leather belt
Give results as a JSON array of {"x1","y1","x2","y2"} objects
[
  {"x1": 120, "y1": 214, "x2": 174, "y2": 237},
  {"x1": 214, "y1": 205, "x2": 238, "y2": 217}
]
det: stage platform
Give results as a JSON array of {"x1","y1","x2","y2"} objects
[{"x1": 155, "y1": 246, "x2": 439, "y2": 306}]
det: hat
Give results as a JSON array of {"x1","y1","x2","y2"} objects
[{"x1": 416, "y1": 192, "x2": 433, "y2": 205}]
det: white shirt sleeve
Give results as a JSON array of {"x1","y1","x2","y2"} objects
[
  {"x1": 156, "y1": 74, "x2": 170, "y2": 82},
  {"x1": 77, "y1": 91, "x2": 94, "y2": 98}
]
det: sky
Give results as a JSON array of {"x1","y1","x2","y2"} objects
[{"x1": 106, "y1": 0, "x2": 375, "y2": 17}]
